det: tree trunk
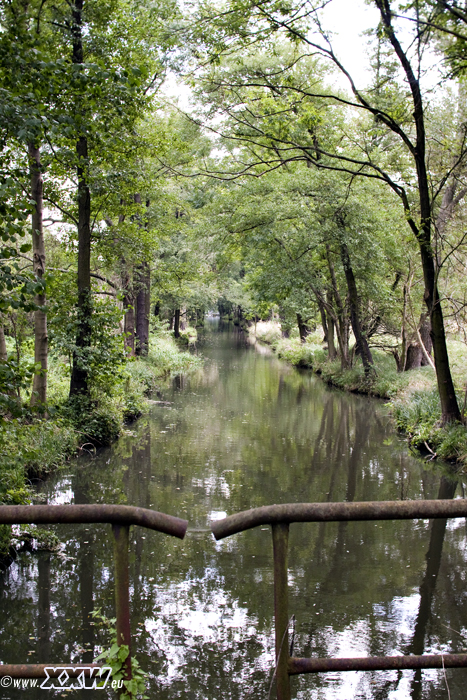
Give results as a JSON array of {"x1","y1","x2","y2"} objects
[
  {"x1": 278, "y1": 305, "x2": 291, "y2": 338},
  {"x1": 69, "y1": 0, "x2": 92, "y2": 397},
  {"x1": 180, "y1": 307, "x2": 186, "y2": 331},
  {"x1": 396, "y1": 282, "x2": 409, "y2": 372},
  {"x1": 405, "y1": 343, "x2": 423, "y2": 370},
  {"x1": 133, "y1": 194, "x2": 150, "y2": 357},
  {"x1": 122, "y1": 263, "x2": 135, "y2": 356},
  {"x1": 404, "y1": 315, "x2": 432, "y2": 370},
  {"x1": 377, "y1": 0, "x2": 460, "y2": 422},
  {"x1": 327, "y1": 313, "x2": 337, "y2": 361},
  {"x1": 135, "y1": 262, "x2": 150, "y2": 356},
  {"x1": 173, "y1": 309, "x2": 181, "y2": 338},
  {"x1": 296, "y1": 313, "x2": 310, "y2": 342},
  {"x1": 0, "y1": 317, "x2": 7, "y2": 361},
  {"x1": 317, "y1": 297, "x2": 328, "y2": 343},
  {"x1": 325, "y1": 244, "x2": 350, "y2": 369},
  {"x1": 340, "y1": 242, "x2": 374, "y2": 374},
  {"x1": 420, "y1": 222, "x2": 459, "y2": 419},
  {"x1": 29, "y1": 142, "x2": 48, "y2": 407},
  {"x1": 419, "y1": 316, "x2": 433, "y2": 365}
]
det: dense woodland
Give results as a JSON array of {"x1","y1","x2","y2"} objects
[{"x1": 2, "y1": 0, "x2": 467, "y2": 513}]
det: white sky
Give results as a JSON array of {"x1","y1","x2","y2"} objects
[
  {"x1": 319, "y1": 0, "x2": 381, "y2": 88},
  {"x1": 163, "y1": 0, "x2": 443, "y2": 112},
  {"x1": 163, "y1": 0, "x2": 381, "y2": 107}
]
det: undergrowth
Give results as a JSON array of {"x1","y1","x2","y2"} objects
[{"x1": 0, "y1": 329, "x2": 203, "y2": 557}]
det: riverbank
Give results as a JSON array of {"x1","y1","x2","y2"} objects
[
  {"x1": 251, "y1": 321, "x2": 467, "y2": 470},
  {"x1": 0, "y1": 329, "x2": 202, "y2": 555}
]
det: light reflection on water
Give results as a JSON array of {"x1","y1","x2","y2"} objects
[{"x1": 1, "y1": 320, "x2": 467, "y2": 699}]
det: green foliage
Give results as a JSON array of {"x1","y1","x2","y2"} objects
[
  {"x1": 0, "y1": 358, "x2": 37, "y2": 418},
  {"x1": 0, "y1": 418, "x2": 76, "y2": 483},
  {"x1": 392, "y1": 389, "x2": 442, "y2": 437},
  {"x1": 0, "y1": 176, "x2": 43, "y2": 312},
  {"x1": 144, "y1": 331, "x2": 203, "y2": 377},
  {"x1": 93, "y1": 610, "x2": 148, "y2": 700},
  {"x1": 389, "y1": 387, "x2": 467, "y2": 465},
  {"x1": 60, "y1": 394, "x2": 122, "y2": 447},
  {"x1": 0, "y1": 417, "x2": 77, "y2": 556},
  {"x1": 177, "y1": 325, "x2": 198, "y2": 345},
  {"x1": 251, "y1": 321, "x2": 282, "y2": 346},
  {"x1": 10, "y1": 524, "x2": 61, "y2": 552},
  {"x1": 277, "y1": 339, "x2": 324, "y2": 369},
  {"x1": 50, "y1": 295, "x2": 127, "y2": 395}
]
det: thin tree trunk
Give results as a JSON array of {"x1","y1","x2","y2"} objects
[
  {"x1": 397, "y1": 283, "x2": 409, "y2": 372},
  {"x1": 376, "y1": 0, "x2": 460, "y2": 422},
  {"x1": 317, "y1": 296, "x2": 328, "y2": 342},
  {"x1": 122, "y1": 263, "x2": 135, "y2": 356},
  {"x1": 0, "y1": 315, "x2": 7, "y2": 361},
  {"x1": 135, "y1": 262, "x2": 150, "y2": 356},
  {"x1": 179, "y1": 307, "x2": 186, "y2": 331},
  {"x1": 340, "y1": 241, "x2": 374, "y2": 374},
  {"x1": 69, "y1": 0, "x2": 92, "y2": 398},
  {"x1": 144, "y1": 265, "x2": 151, "y2": 345},
  {"x1": 325, "y1": 244, "x2": 350, "y2": 368},
  {"x1": 124, "y1": 298, "x2": 135, "y2": 356},
  {"x1": 296, "y1": 313, "x2": 310, "y2": 342},
  {"x1": 133, "y1": 194, "x2": 150, "y2": 357},
  {"x1": 327, "y1": 313, "x2": 337, "y2": 360},
  {"x1": 29, "y1": 142, "x2": 48, "y2": 407},
  {"x1": 174, "y1": 309, "x2": 180, "y2": 338}
]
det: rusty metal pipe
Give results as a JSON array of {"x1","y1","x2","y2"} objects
[
  {"x1": 0, "y1": 664, "x2": 102, "y2": 678},
  {"x1": 112, "y1": 524, "x2": 132, "y2": 684},
  {"x1": 272, "y1": 523, "x2": 290, "y2": 700},
  {"x1": 0, "y1": 505, "x2": 187, "y2": 539},
  {"x1": 211, "y1": 500, "x2": 467, "y2": 540},
  {"x1": 288, "y1": 653, "x2": 467, "y2": 674}
]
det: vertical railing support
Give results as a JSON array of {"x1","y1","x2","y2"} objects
[
  {"x1": 112, "y1": 523, "x2": 132, "y2": 684},
  {"x1": 272, "y1": 522, "x2": 290, "y2": 700}
]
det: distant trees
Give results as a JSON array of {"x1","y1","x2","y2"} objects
[
  {"x1": 2, "y1": 0, "x2": 467, "y2": 429},
  {"x1": 186, "y1": 0, "x2": 467, "y2": 422}
]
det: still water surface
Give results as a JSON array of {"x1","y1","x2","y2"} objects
[{"x1": 1, "y1": 321, "x2": 467, "y2": 699}]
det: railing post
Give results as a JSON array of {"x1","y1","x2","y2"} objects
[
  {"x1": 112, "y1": 523, "x2": 132, "y2": 684},
  {"x1": 272, "y1": 522, "x2": 290, "y2": 700}
]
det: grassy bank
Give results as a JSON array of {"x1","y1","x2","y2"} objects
[
  {"x1": 0, "y1": 329, "x2": 202, "y2": 555},
  {"x1": 251, "y1": 321, "x2": 467, "y2": 469}
]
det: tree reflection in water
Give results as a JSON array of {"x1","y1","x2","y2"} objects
[{"x1": 0, "y1": 321, "x2": 466, "y2": 700}]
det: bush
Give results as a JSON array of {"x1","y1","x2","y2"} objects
[
  {"x1": 145, "y1": 333, "x2": 203, "y2": 377},
  {"x1": 60, "y1": 394, "x2": 122, "y2": 447},
  {"x1": 0, "y1": 419, "x2": 77, "y2": 481},
  {"x1": 0, "y1": 418, "x2": 77, "y2": 557},
  {"x1": 391, "y1": 388, "x2": 467, "y2": 464},
  {"x1": 392, "y1": 389, "x2": 441, "y2": 436},
  {"x1": 251, "y1": 321, "x2": 283, "y2": 345}
]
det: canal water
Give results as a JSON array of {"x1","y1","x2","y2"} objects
[{"x1": 1, "y1": 320, "x2": 467, "y2": 699}]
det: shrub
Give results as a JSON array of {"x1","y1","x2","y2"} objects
[
  {"x1": 60, "y1": 395, "x2": 122, "y2": 447},
  {"x1": 145, "y1": 333, "x2": 203, "y2": 377},
  {"x1": 0, "y1": 418, "x2": 77, "y2": 557}
]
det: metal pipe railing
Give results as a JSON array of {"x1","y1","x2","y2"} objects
[
  {"x1": 0, "y1": 504, "x2": 187, "y2": 538},
  {"x1": 0, "y1": 664, "x2": 103, "y2": 678},
  {"x1": 211, "y1": 499, "x2": 467, "y2": 539},
  {"x1": 0, "y1": 505, "x2": 188, "y2": 685},
  {"x1": 211, "y1": 499, "x2": 467, "y2": 700}
]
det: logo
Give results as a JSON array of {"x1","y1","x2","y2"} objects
[{"x1": 40, "y1": 667, "x2": 114, "y2": 690}]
